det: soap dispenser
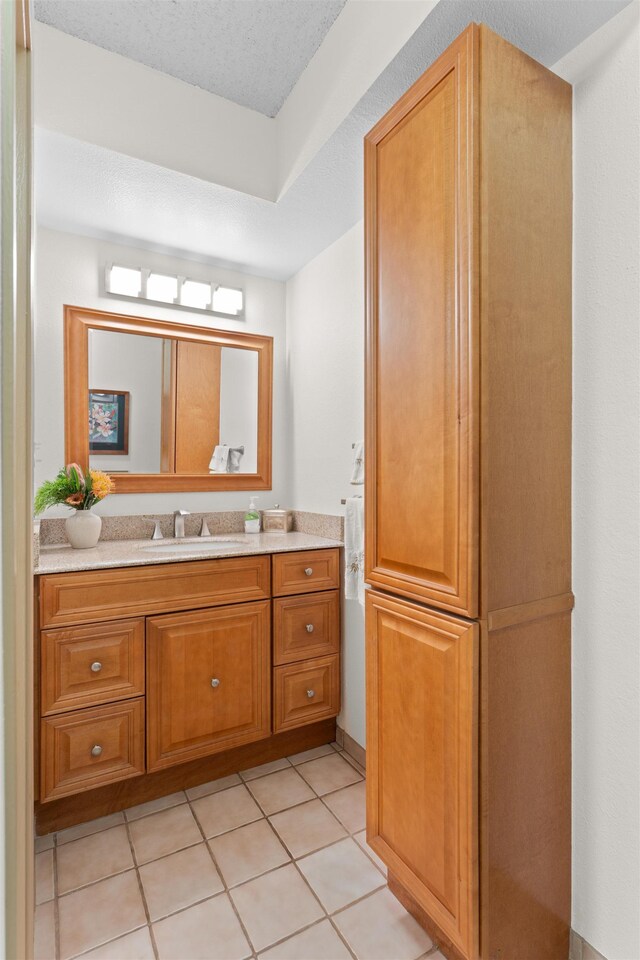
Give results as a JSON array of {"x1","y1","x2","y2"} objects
[{"x1": 244, "y1": 496, "x2": 261, "y2": 534}]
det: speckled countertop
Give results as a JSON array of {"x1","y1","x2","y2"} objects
[{"x1": 35, "y1": 531, "x2": 343, "y2": 576}]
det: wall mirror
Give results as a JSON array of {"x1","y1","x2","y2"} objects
[{"x1": 64, "y1": 305, "x2": 272, "y2": 492}]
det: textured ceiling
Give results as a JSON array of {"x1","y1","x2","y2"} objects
[
  {"x1": 36, "y1": 0, "x2": 632, "y2": 280},
  {"x1": 32, "y1": 0, "x2": 346, "y2": 117}
]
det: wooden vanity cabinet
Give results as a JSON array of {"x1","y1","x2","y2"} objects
[
  {"x1": 36, "y1": 548, "x2": 341, "y2": 820},
  {"x1": 365, "y1": 23, "x2": 572, "y2": 960}
]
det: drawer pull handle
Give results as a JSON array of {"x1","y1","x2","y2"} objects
[
  {"x1": 90, "y1": 744, "x2": 103, "y2": 757},
  {"x1": 90, "y1": 661, "x2": 102, "y2": 673},
  {"x1": 304, "y1": 568, "x2": 313, "y2": 577},
  {"x1": 307, "y1": 689, "x2": 315, "y2": 699},
  {"x1": 211, "y1": 678, "x2": 220, "y2": 688},
  {"x1": 305, "y1": 624, "x2": 314, "y2": 633}
]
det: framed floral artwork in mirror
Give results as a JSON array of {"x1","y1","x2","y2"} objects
[{"x1": 89, "y1": 390, "x2": 130, "y2": 455}]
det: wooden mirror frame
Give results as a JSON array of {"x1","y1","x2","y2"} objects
[{"x1": 64, "y1": 305, "x2": 273, "y2": 493}]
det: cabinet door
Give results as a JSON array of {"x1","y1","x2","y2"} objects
[
  {"x1": 364, "y1": 25, "x2": 478, "y2": 617},
  {"x1": 147, "y1": 601, "x2": 270, "y2": 771},
  {"x1": 366, "y1": 590, "x2": 478, "y2": 957}
]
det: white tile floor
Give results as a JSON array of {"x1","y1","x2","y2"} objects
[{"x1": 34, "y1": 743, "x2": 446, "y2": 960}]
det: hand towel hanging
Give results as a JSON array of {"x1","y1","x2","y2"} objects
[
  {"x1": 209, "y1": 444, "x2": 229, "y2": 473},
  {"x1": 350, "y1": 441, "x2": 364, "y2": 484},
  {"x1": 345, "y1": 496, "x2": 365, "y2": 606}
]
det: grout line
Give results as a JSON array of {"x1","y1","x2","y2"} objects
[
  {"x1": 123, "y1": 790, "x2": 188, "y2": 823},
  {"x1": 203, "y1": 764, "x2": 352, "y2": 959},
  {"x1": 186, "y1": 788, "x2": 258, "y2": 958},
  {"x1": 52, "y1": 836, "x2": 61, "y2": 960},
  {"x1": 288, "y1": 854, "x2": 360, "y2": 960},
  {"x1": 243, "y1": 763, "x2": 362, "y2": 960},
  {"x1": 123, "y1": 817, "x2": 160, "y2": 960},
  {"x1": 238, "y1": 756, "x2": 294, "y2": 783},
  {"x1": 48, "y1": 761, "x2": 376, "y2": 960},
  {"x1": 340, "y1": 751, "x2": 366, "y2": 777},
  {"x1": 329, "y1": 884, "x2": 389, "y2": 920},
  {"x1": 69, "y1": 924, "x2": 151, "y2": 960},
  {"x1": 352, "y1": 833, "x2": 387, "y2": 876},
  {"x1": 316, "y1": 784, "x2": 363, "y2": 837}
]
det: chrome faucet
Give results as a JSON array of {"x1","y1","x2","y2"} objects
[{"x1": 173, "y1": 509, "x2": 190, "y2": 538}]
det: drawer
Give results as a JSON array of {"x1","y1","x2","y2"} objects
[
  {"x1": 274, "y1": 656, "x2": 340, "y2": 732},
  {"x1": 40, "y1": 698, "x2": 145, "y2": 802},
  {"x1": 41, "y1": 618, "x2": 145, "y2": 716},
  {"x1": 274, "y1": 591, "x2": 340, "y2": 665},
  {"x1": 272, "y1": 549, "x2": 340, "y2": 597},
  {"x1": 39, "y1": 555, "x2": 271, "y2": 628}
]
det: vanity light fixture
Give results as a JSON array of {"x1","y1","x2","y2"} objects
[
  {"x1": 181, "y1": 278, "x2": 212, "y2": 310},
  {"x1": 107, "y1": 265, "x2": 142, "y2": 298},
  {"x1": 146, "y1": 271, "x2": 178, "y2": 304},
  {"x1": 105, "y1": 263, "x2": 244, "y2": 318}
]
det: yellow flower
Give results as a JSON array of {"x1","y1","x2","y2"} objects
[{"x1": 89, "y1": 470, "x2": 113, "y2": 500}]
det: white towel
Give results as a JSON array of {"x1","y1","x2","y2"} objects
[
  {"x1": 350, "y1": 441, "x2": 364, "y2": 485},
  {"x1": 209, "y1": 444, "x2": 229, "y2": 473},
  {"x1": 345, "y1": 497, "x2": 365, "y2": 606}
]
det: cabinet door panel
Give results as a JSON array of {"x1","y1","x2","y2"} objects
[
  {"x1": 147, "y1": 601, "x2": 270, "y2": 771},
  {"x1": 364, "y1": 27, "x2": 478, "y2": 616},
  {"x1": 366, "y1": 591, "x2": 478, "y2": 957}
]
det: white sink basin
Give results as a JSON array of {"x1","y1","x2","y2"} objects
[{"x1": 141, "y1": 538, "x2": 248, "y2": 554}]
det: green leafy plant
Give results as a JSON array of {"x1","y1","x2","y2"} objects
[{"x1": 34, "y1": 463, "x2": 113, "y2": 514}]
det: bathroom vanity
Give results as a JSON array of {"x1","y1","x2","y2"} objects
[{"x1": 34, "y1": 535, "x2": 341, "y2": 834}]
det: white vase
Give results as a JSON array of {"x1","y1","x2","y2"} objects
[{"x1": 65, "y1": 510, "x2": 102, "y2": 549}]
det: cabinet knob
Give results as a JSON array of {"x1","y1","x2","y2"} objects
[
  {"x1": 304, "y1": 568, "x2": 313, "y2": 577},
  {"x1": 305, "y1": 624, "x2": 314, "y2": 633},
  {"x1": 210, "y1": 678, "x2": 220, "y2": 688},
  {"x1": 90, "y1": 744, "x2": 103, "y2": 757},
  {"x1": 90, "y1": 661, "x2": 102, "y2": 673},
  {"x1": 306, "y1": 689, "x2": 315, "y2": 699}
]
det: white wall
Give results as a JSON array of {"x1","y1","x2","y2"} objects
[
  {"x1": 34, "y1": 227, "x2": 288, "y2": 515},
  {"x1": 554, "y1": 6, "x2": 640, "y2": 957},
  {"x1": 286, "y1": 220, "x2": 365, "y2": 747}
]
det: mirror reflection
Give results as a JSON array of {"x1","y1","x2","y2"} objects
[{"x1": 88, "y1": 329, "x2": 259, "y2": 476}]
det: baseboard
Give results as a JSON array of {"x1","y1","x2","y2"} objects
[
  {"x1": 336, "y1": 725, "x2": 366, "y2": 769},
  {"x1": 570, "y1": 930, "x2": 608, "y2": 960}
]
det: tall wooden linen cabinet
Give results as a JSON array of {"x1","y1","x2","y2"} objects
[{"x1": 364, "y1": 24, "x2": 572, "y2": 960}]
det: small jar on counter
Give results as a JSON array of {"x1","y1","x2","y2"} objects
[{"x1": 262, "y1": 504, "x2": 293, "y2": 534}]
